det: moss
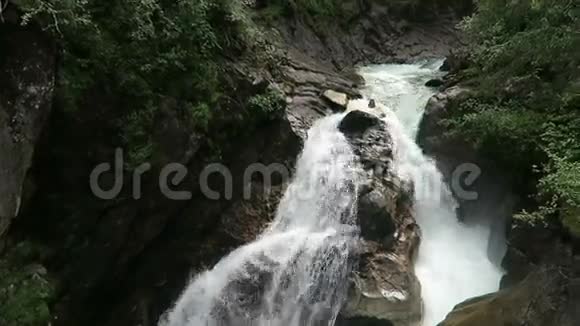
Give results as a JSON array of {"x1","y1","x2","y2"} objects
[{"x1": 0, "y1": 242, "x2": 55, "y2": 326}]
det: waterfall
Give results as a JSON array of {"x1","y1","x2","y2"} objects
[
  {"x1": 160, "y1": 115, "x2": 362, "y2": 326},
  {"x1": 161, "y1": 60, "x2": 505, "y2": 326},
  {"x1": 359, "y1": 60, "x2": 505, "y2": 326}
]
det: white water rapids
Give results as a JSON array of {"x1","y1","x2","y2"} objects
[
  {"x1": 160, "y1": 115, "x2": 362, "y2": 326},
  {"x1": 359, "y1": 60, "x2": 504, "y2": 325},
  {"x1": 160, "y1": 60, "x2": 504, "y2": 326}
]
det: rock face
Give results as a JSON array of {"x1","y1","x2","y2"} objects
[
  {"x1": 280, "y1": 48, "x2": 362, "y2": 139},
  {"x1": 339, "y1": 110, "x2": 422, "y2": 326},
  {"x1": 274, "y1": 0, "x2": 472, "y2": 68},
  {"x1": 439, "y1": 267, "x2": 577, "y2": 326},
  {"x1": 0, "y1": 8, "x2": 55, "y2": 238}
]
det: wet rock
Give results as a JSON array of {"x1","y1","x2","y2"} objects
[
  {"x1": 439, "y1": 59, "x2": 451, "y2": 72},
  {"x1": 425, "y1": 79, "x2": 444, "y2": 87},
  {"x1": 439, "y1": 51, "x2": 470, "y2": 74},
  {"x1": 340, "y1": 108, "x2": 421, "y2": 326},
  {"x1": 358, "y1": 189, "x2": 396, "y2": 244},
  {"x1": 417, "y1": 86, "x2": 471, "y2": 155},
  {"x1": 439, "y1": 267, "x2": 574, "y2": 326},
  {"x1": 323, "y1": 89, "x2": 349, "y2": 111},
  {"x1": 343, "y1": 236, "x2": 422, "y2": 326},
  {"x1": 339, "y1": 110, "x2": 381, "y2": 135},
  {"x1": 215, "y1": 255, "x2": 278, "y2": 321}
]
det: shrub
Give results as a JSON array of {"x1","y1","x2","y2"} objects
[{"x1": 247, "y1": 89, "x2": 286, "y2": 121}]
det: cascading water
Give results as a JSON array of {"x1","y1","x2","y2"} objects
[
  {"x1": 161, "y1": 60, "x2": 504, "y2": 326},
  {"x1": 359, "y1": 60, "x2": 505, "y2": 326},
  {"x1": 160, "y1": 115, "x2": 362, "y2": 326}
]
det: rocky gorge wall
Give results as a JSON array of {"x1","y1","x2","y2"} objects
[
  {"x1": 0, "y1": 3, "x2": 55, "y2": 241},
  {"x1": 0, "y1": 1, "x2": 473, "y2": 325}
]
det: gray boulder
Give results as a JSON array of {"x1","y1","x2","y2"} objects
[{"x1": 339, "y1": 110, "x2": 381, "y2": 135}]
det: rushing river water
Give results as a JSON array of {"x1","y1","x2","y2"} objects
[
  {"x1": 160, "y1": 114, "x2": 362, "y2": 326},
  {"x1": 160, "y1": 60, "x2": 504, "y2": 326},
  {"x1": 359, "y1": 60, "x2": 505, "y2": 325}
]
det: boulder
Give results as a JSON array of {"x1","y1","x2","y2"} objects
[
  {"x1": 342, "y1": 230, "x2": 422, "y2": 326},
  {"x1": 417, "y1": 86, "x2": 472, "y2": 157},
  {"x1": 439, "y1": 59, "x2": 451, "y2": 72},
  {"x1": 323, "y1": 89, "x2": 350, "y2": 111},
  {"x1": 439, "y1": 51, "x2": 470, "y2": 73},
  {"x1": 339, "y1": 110, "x2": 381, "y2": 136},
  {"x1": 425, "y1": 79, "x2": 444, "y2": 88},
  {"x1": 439, "y1": 267, "x2": 574, "y2": 326}
]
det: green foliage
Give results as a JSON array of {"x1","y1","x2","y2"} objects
[
  {"x1": 247, "y1": 89, "x2": 286, "y2": 121},
  {"x1": 0, "y1": 242, "x2": 55, "y2": 326},
  {"x1": 121, "y1": 103, "x2": 157, "y2": 167},
  {"x1": 447, "y1": 0, "x2": 580, "y2": 233},
  {"x1": 461, "y1": 0, "x2": 579, "y2": 91},
  {"x1": 444, "y1": 99, "x2": 548, "y2": 167},
  {"x1": 18, "y1": 0, "x2": 254, "y2": 165}
]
